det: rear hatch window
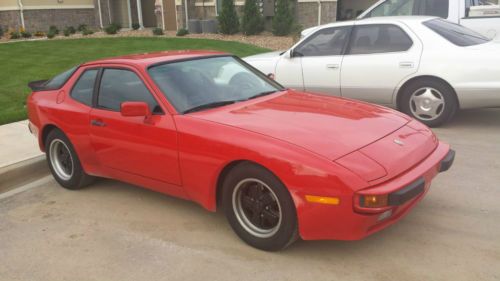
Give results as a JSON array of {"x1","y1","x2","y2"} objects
[{"x1": 28, "y1": 66, "x2": 78, "y2": 91}]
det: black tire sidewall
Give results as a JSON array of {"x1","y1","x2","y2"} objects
[
  {"x1": 222, "y1": 162, "x2": 298, "y2": 251},
  {"x1": 400, "y1": 80, "x2": 457, "y2": 127},
  {"x1": 45, "y1": 129, "x2": 89, "y2": 190}
]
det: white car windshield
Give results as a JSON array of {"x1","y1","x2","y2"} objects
[{"x1": 148, "y1": 56, "x2": 284, "y2": 114}]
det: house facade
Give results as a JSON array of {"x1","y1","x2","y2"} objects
[{"x1": 0, "y1": 0, "x2": 377, "y2": 33}]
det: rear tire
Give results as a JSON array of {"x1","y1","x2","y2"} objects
[
  {"x1": 222, "y1": 162, "x2": 299, "y2": 251},
  {"x1": 400, "y1": 79, "x2": 458, "y2": 127},
  {"x1": 45, "y1": 129, "x2": 95, "y2": 190}
]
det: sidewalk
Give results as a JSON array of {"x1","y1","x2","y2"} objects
[{"x1": 0, "y1": 120, "x2": 44, "y2": 169}]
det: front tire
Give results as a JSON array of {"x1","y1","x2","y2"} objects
[
  {"x1": 400, "y1": 79, "x2": 458, "y2": 127},
  {"x1": 45, "y1": 129, "x2": 95, "y2": 190},
  {"x1": 222, "y1": 162, "x2": 298, "y2": 251}
]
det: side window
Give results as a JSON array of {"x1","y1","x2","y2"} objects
[
  {"x1": 347, "y1": 24, "x2": 413, "y2": 55},
  {"x1": 98, "y1": 69, "x2": 161, "y2": 113},
  {"x1": 294, "y1": 27, "x2": 351, "y2": 57},
  {"x1": 70, "y1": 69, "x2": 98, "y2": 106}
]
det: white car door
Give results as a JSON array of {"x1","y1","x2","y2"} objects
[
  {"x1": 340, "y1": 23, "x2": 423, "y2": 105},
  {"x1": 275, "y1": 25, "x2": 353, "y2": 95}
]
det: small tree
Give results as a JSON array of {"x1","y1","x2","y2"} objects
[
  {"x1": 272, "y1": 0, "x2": 293, "y2": 36},
  {"x1": 218, "y1": 0, "x2": 239, "y2": 34},
  {"x1": 241, "y1": 0, "x2": 264, "y2": 35}
]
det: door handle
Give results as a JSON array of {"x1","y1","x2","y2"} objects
[
  {"x1": 399, "y1": 62, "x2": 414, "y2": 68},
  {"x1": 326, "y1": 64, "x2": 340, "y2": 69},
  {"x1": 91, "y1": 119, "x2": 106, "y2": 127}
]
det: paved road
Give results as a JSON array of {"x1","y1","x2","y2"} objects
[{"x1": 1, "y1": 109, "x2": 499, "y2": 281}]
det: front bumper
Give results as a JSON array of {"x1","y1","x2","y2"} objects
[{"x1": 298, "y1": 142, "x2": 454, "y2": 241}]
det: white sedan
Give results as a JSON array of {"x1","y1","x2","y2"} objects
[{"x1": 244, "y1": 16, "x2": 500, "y2": 126}]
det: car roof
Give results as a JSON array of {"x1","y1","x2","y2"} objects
[
  {"x1": 82, "y1": 50, "x2": 229, "y2": 68},
  {"x1": 317, "y1": 15, "x2": 438, "y2": 29}
]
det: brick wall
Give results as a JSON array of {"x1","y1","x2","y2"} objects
[
  {"x1": 0, "y1": 10, "x2": 22, "y2": 31},
  {"x1": 21, "y1": 8, "x2": 97, "y2": 32},
  {"x1": 296, "y1": 1, "x2": 337, "y2": 29}
]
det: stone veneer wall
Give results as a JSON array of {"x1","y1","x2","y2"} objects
[
  {"x1": 20, "y1": 8, "x2": 97, "y2": 31},
  {"x1": 296, "y1": 1, "x2": 337, "y2": 29},
  {"x1": 0, "y1": 10, "x2": 22, "y2": 30}
]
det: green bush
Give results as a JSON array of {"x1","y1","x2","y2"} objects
[
  {"x1": 152, "y1": 27, "x2": 164, "y2": 36},
  {"x1": 67, "y1": 26, "x2": 76, "y2": 34},
  {"x1": 49, "y1": 25, "x2": 59, "y2": 35},
  {"x1": 272, "y1": 0, "x2": 294, "y2": 36},
  {"x1": 63, "y1": 28, "x2": 71, "y2": 37},
  {"x1": 21, "y1": 31, "x2": 32, "y2": 38},
  {"x1": 10, "y1": 31, "x2": 21, "y2": 39},
  {"x1": 82, "y1": 29, "x2": 94, "y2": 36},
  {"x1": 47, "y1": 30, "x2": 56, "y2": 39},
  {"x1": 176, "y1": 28, "x2": 189, "y2": 36},
  {"x1": 104, "y1": 23, "x2": 121, "y2": 34},
  {"x1": 132, "y1": 23, "x2": 140, "y2": 30},
  {"x1": 77, "y1": 24, "x2": 88, "y2": 32},
  {"x1": 241, "y1": 0, "x2": 264, "y2": 35},
  {"x1": 217, "y1": 0, "x2": 239, "y2": 34}
]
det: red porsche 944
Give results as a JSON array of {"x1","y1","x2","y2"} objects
[{"x1": 27, "y1": 51, "x2": 454, "y2": 251}]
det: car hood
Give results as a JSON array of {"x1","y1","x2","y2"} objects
[{"x1": 193, "y1": 90, "x2": 412, "y2": 160}]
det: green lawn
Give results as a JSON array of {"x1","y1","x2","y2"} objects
[{"x1": 0, "y1": 37, "x2": 270, "y2": 125}]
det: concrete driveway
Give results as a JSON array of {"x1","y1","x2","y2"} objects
[{"x1": 1, "y1": 109, "x2": 499, "y2": 281}]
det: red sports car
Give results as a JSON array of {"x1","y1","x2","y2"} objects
[{"x1": 27, "y1": 51, "x2": 455, "y2": 251}]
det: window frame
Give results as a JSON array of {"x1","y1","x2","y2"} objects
[
  {"x1": 69, "y1": 67, "x2": 101, "y2": 107},
  {"x1": 94, "y1": 66, "x2": 165, "y2": 115},
  {"x1": 293, "y1": 25, "x2": 353, "y2": 57},
  {"x1": 345, "y1": 24, "x2": 414, "y2": 56}
]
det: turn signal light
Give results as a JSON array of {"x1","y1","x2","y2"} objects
[
  {"x1": 305, "y1": 195, "x2": 340, "y2": 205},
  {"x1": 361, "y1": 194, "x2": 388, "y2": 208}
]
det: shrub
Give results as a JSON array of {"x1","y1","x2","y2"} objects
[
  {"x1": 132, "y1": 23, "x2": 140, "y2": 30},
  {"x1": 67, "y1": 26, "x2": 76, "y2": 34},
  {"x1": 34, "y1": 31, "x2": 45, "y2": 37},
  {"x1": 47, "y1": 30, "x2": 56, "y2": 39},
  {"x1": 176, "y1": 28, "x2": 189, "y2": 36},
  {"x1": 217, "y1": 0, "x2": 239, "y2": 34},
  {"x1": 10, "y1": 31, "x2": 21, "y2": 39},
  {"x1": 104, "y1": 23, "x2": 121, "y2": 34},
  {"x1": 0, "y1": 26, "x2": 4, "y2": 38},
  {"x1": 241, "y1": 0, "x2": 264, "y2": 35},
  {"x1": 77, "y1": 24, "x2": 88, "y2": 32},
  {"x1": 63, "y1": 28, "x2": 71, "y2": 37},
  {"x1": 152, "y1": 27, "x2": 164, "y2": 36},
  {"x1": 272, "y1": 0, "x2": 294, "y2": 36},
  {"x1": 49, "y1": 25, "x2": 59, "y2": 35},
  {"x1": 82, "y1": 29, "x2": 94, "y2": 36},
  {"x1": 21, "y1": 31, "x2": 32, "y2": 38}
]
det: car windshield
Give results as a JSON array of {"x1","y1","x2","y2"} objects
[
  {"x1": 423, "y1": 18, "x2": 491, "y2": 46},
  {"x1": 148, "y1": 56, "x2": 284, "y2": 114}
]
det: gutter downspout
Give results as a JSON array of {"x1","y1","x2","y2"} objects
[
  {"x1": 18, "y1": 0, "x2": 25, "y2": 30},
  {"x1": 317, "y1": 0, "x2": 322, "y2": 26},
  {"x1": 184, "y1": 0, "x2": 189, "y2": 29},
  {"x1": 97, "y1": 0, "x2": 104, "y2": 29}
]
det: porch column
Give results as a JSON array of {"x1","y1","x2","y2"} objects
[{"x1": 136, "y1": 0, "x2": 144, "y2": 29}]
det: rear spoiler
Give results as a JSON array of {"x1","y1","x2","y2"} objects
[{"x1": 28, "y1": 80, "x2": 49, "y2": 91}]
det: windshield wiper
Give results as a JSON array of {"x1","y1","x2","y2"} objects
[
  {"x1": 246, "y1": 90, "x2": 279, "y2": 100},
  {"x1": 183, "y1": 100, "x2": 237, "y2": 114}
]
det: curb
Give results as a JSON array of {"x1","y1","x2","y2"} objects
[{"x1": 0, "y1": 155, "x2": 49, "y2": 194}]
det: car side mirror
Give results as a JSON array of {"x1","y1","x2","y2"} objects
[{"x1": 121, "y1": 101, "x2": 151, "y2": 118}]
